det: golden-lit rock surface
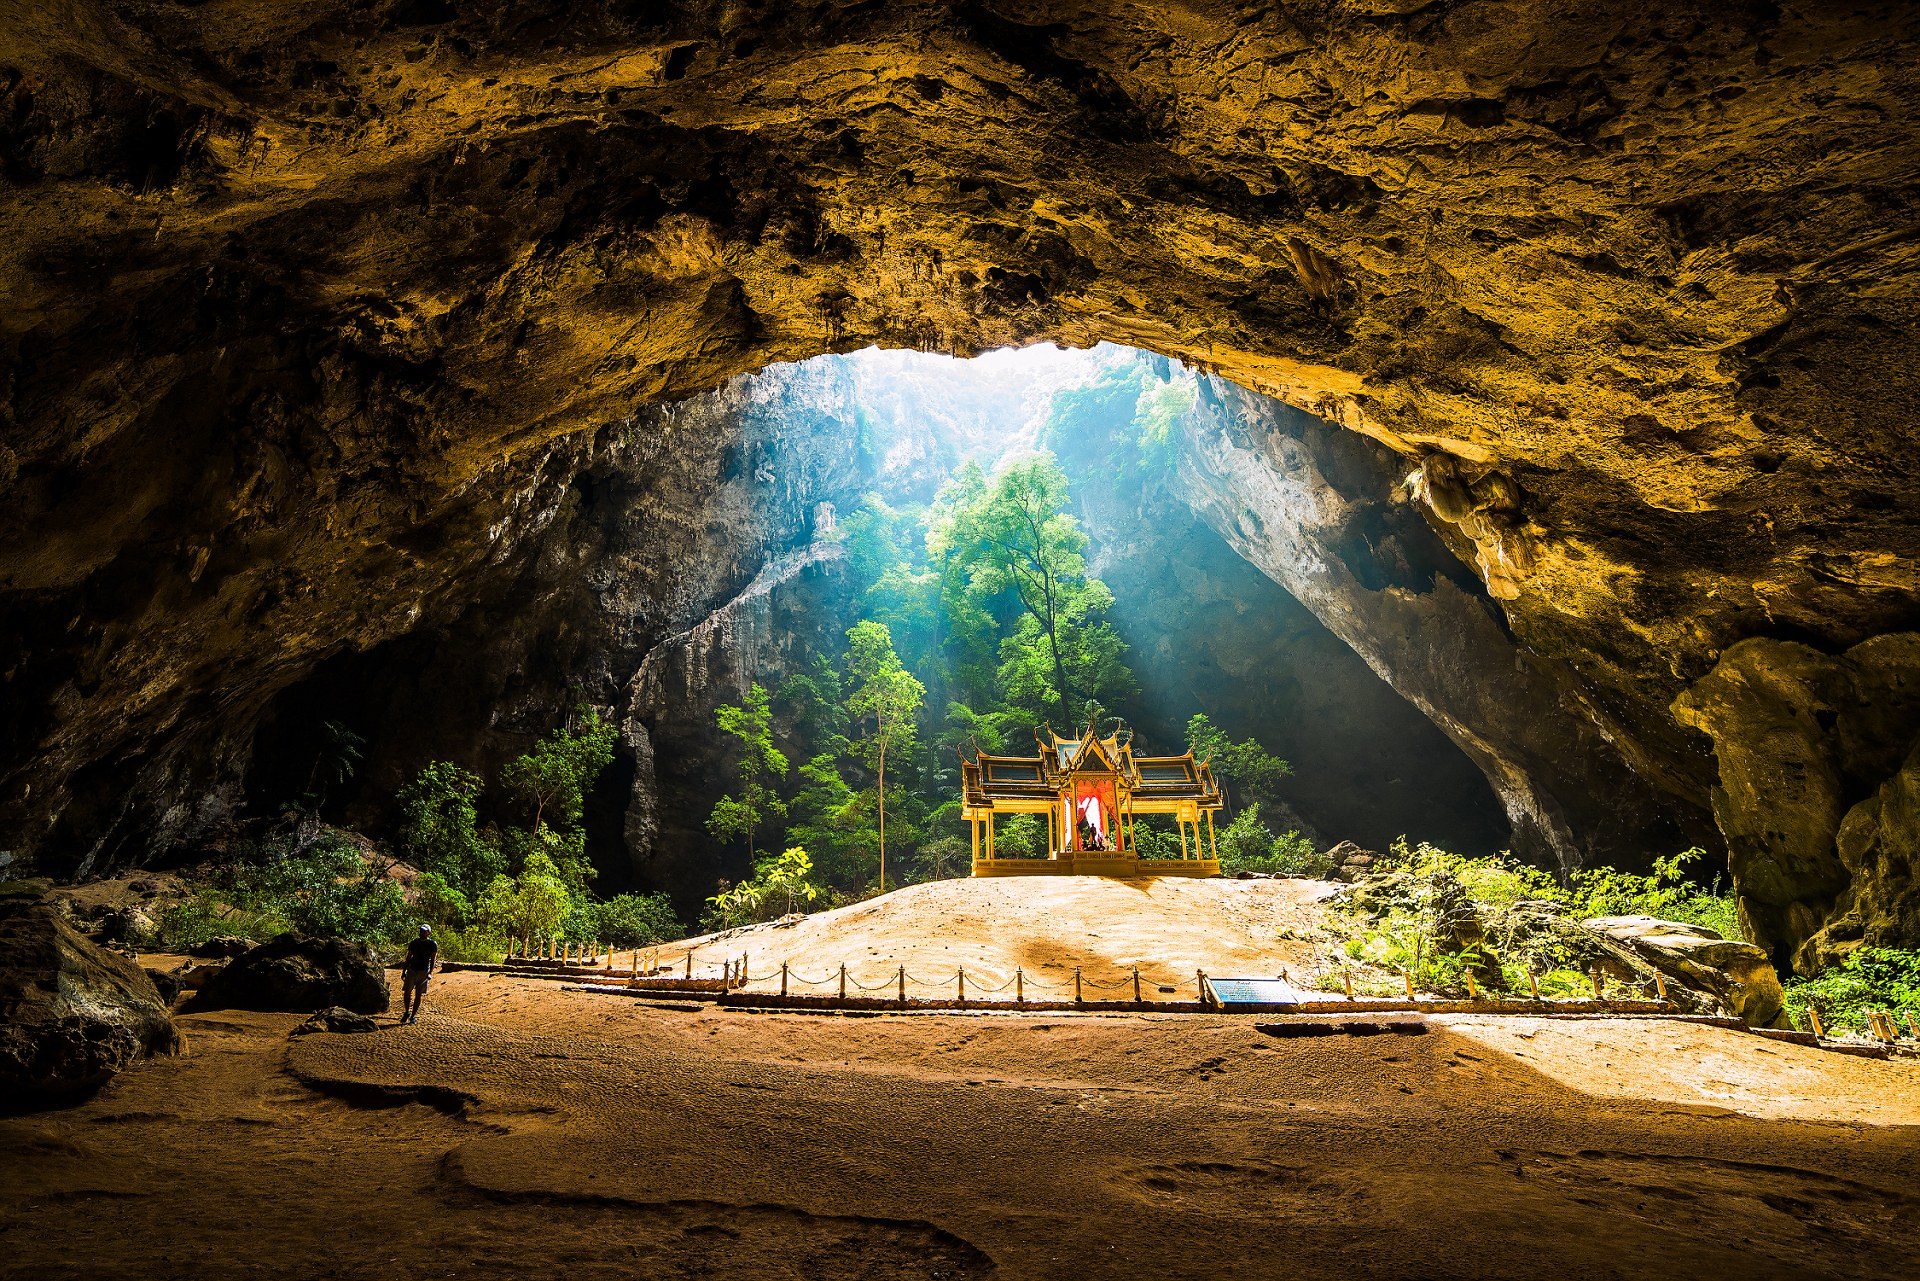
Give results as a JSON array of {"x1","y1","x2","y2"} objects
[{"x1": 2, "y1": 3, "x2": 1917, "y2": 964}]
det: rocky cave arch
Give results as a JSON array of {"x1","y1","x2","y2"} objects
[{"x1": 2, "y1": 1, "x2": 1916, "y2": 975}]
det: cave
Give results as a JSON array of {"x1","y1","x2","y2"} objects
[
  {"x1": 4, "y1": 0, "x2": 1917, "y2": 977},
  {"x1": 5, "y1": 3, "x2": 1920, "y2": 1275}
]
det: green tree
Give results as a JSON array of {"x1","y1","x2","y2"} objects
[
  {"x1": 707, "y1": 683, "x2": 790, "y2": 860},
  {"x1": 762, "y1": 846, "x2": 822, "y2": 917},
  {"x1": 943, "y1": 453, "x2": 1135, "y2": 723},
  {"x1": 1185, "y1": 714, "x2": 1292, "y2": 814},
  {"x1": 395, "y1": 761, "x2": 502, "y2": 899},
  {"x1": 500, "y1": 708, "x2": 618, "y2": 837},
  {"x1": 476, "y1": 850, "x2": 573, "y2": 940},
  {"x1": 845, "y1": 620, "x2": 924, "y2": 892}
]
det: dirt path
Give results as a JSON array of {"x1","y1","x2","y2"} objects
[{"x1": 4, "y1": 962, "x2": 1918, "y2": 1280}]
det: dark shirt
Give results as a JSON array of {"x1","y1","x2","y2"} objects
[{"x1": 403, "y1": 936, "x2": 438, "y2": 973}]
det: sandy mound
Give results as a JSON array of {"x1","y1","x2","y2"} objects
[{"x1": 659, "y1": 876, "x2": 1340, "y2": 997}]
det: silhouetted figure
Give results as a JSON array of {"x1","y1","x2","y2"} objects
[{"x1": 401, "y1": 925, "x2": 437, "y2": 1025}]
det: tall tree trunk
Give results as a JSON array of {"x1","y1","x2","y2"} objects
[{"x1": 877, "y1": 748, "x2": 887, "y2": 892}]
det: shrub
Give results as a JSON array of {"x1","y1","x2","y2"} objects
[
  {"x1": 570, "y1": 892, "x2": 683, "y2": 946},
  {"x1": 475, "y1": 851, "x2": 574, "y2": 940},
  {"x1": 1785, "y1": 947, "x2": 1920, "y2": 1036},
  {"x1": 433, "y1": 926, "x2": 510, "y2": 964},
  {"x1": 1215, "y1": 805, "x2": 1328, "y2": 876}
]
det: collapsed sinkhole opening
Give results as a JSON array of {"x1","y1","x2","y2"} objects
[{"x1": 246, "y1": 342, "x2": 1511, "y2": 921}]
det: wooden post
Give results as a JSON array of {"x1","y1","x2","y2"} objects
[
  {"x1": 1527, "y1": 971, "x2": 1540, "y2": 1001},
  {"x1": 898, "y1": 965, "x2": 907, "y2": 1007},
  {"x1": 1653, "y1": 970, "x2": 1667, "y2": 1001},
  {"x1": 1197, "y1": 970, "x2": 1205, "y2": 1005},
  {"x1": 1464, "y1": 970, "x2": 1474, "y2": 1001},
  {"x1": 958, "y1": 967, "x2": 966, "y2": 1007},
  {"x1": 630, "y1": 949, "x2": 639, "y2": 978},
  {"x1": 1075, "y1": 967, "x2": 1083, "y2": 1005},
  {"x1": 1133, "y1": 967, "x2": 1142, "y2": 1003},
  {"x1": 1908, "y1": 1013, "x2": 1919, "y2": 1040},
  {"x1": 839, "y1": 963, "x2": 847, "y2": 1001},
  {"x1": 1590, "y1": 968, "x2": 1604, "y2": 999},
  {"x1": 781, "y1": 962, "x2": 789, "y2": 997},
  {"x1": 1808, "y1": 1006, "x2": 1825, "y2": 1039},
  {"x1": 1343, "y1": 970, "x2": 1354, "y2": 1000},
  {"x1": 684, "y1": 952, "x2": 693, "y2": 980},
  {"x1": 1404, "y1": 971, "x2": 1415, "y2": 1001},
  {"x1": 1016, "y1": 968, "x2": 1024, "y2": 1005},
  {"x1": 742, "y1": 953, "x2": 749, "y2": 988}
]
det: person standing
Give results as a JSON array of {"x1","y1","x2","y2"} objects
[{"x1": 401, "y1": 924, "x2": 437, "y2": 1025}]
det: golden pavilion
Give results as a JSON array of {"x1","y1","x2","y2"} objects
[{"x1": 960, "y1": 723, "x2": 1223, "y2": 877}]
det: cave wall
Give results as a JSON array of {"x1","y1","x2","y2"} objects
[
  {"x1": 1172, "y1": 377, "x2": 1720, "y2": 871},
  {"x1": 3, "y1": 1, "x2": 1918, "y2": 965}
]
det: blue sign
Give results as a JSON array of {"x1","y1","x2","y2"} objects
[{"x1": 1204, "y1": 976, "x2": 1303, "y2": 1006}]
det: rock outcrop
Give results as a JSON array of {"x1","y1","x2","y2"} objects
[
  {"x1": 1585, "y1": 915, "x2": 1789, "y2": 1029},
  {"x1": 1174, "y1": 379, "x2": 1718, "y2": 872},
  {"x1": 1674, "y1": 634, "x2": 1920, "y2": 972},
  {"x1": 196, "y1": 935, "x2": 389, "y2": 1015},
  {"x1": 0, "y1": 900, "x2": 181, "y2": 1099},
  {"x1": 0, "y1": 3, "x2": 1915, "y2": 966}
]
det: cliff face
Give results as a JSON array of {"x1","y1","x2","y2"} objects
[{"x1": 2, "y1": 2, "x2": 1917, "y2": 966}]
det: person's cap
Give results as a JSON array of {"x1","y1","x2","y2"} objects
[{"x1": 419, "y1": 924, "x2": 432, "y2": 932}]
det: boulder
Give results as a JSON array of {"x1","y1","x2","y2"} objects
[
  {"x1": 291, "y1": 1006, "x2": 380, "y2": 1036},
  {"x1": 1585, "y1": 915, "x2": 1790, "y2": 1028},
  {"x1": 1323, "y1": 841, "x2": 1381, "y2": 883},
  {"x1": 0, "y1": 904, "x2": 182, "y2": 1099},
  {"x1": 96, "y1": 905, "x2": 157, "y2": 946},
  {"x1": 196, "y1": 935, "x2": 390, "y2": 1015}
]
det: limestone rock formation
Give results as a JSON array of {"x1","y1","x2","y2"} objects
[
  {"x1": 1175, "y1": 378, "x2": 1717, "y2": 871},
  {"x1": 196, "y1": 934, "x2": 390, "y2": 1015},
  {"x1": 1674, "y1": 634, "x2": 1920, "y2": 971},
  {"x1": 1585, "y1": 915, "x2": 1789, "y2": 1029},
  {"x1": 0, "y1": 2, "x2": 1916, "y2": 967},
  {"x1": 0, "y1": 901, "x2": 181, "y2": 1099}
]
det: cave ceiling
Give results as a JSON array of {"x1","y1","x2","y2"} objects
[{"x1": 2, "y1": 0, "x2": 1918, "y2": 953}]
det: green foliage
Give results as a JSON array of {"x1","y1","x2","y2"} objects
[
  {"x1": 1186, "y1": 715, "x2": 1292, "y2": 812},
  {"x1": 991, "y1": 814, "x2": 1045, "y2": 860},
  {"x1": 910, "y1": 834, "x2": 971, "y2": 882},
  {"x1": 940, "y1": 453, "x2": 1135, "y2": 723},
  {"x1": 1325, "y1": 840, "x2": 1745, "y2": 998},
  {"x1": 762, "y1": 846, "x2": 822, "y2": 917},
  {"x1": 785, "y1": 752, "x2": 876, "y2": 886},
  {"x1": 156, "y1": 833, "x2": 413, "y2": 950},
  {"x1": 296, "y1": 720, "x2": 364, "y2": 814},
  {"x1": 155, "y1": 888, "x2": 284, "y2": 950},
  {"x1": 1213, "y1": 806, "x2": 1326, "y2": 876},
  {"x1": 408, "y1": 871, "x2": 470, "y2": 931},
  {"x1": 1566, "y1": 849, "x2": 1741, "y2": 939},
  {"x1": 1784, "y1": 948, "x2": 1920, "y2": 1036},
  {"x1": 708, "y1": 684, "x2": 790, "y2": 859},
  {"x1": 568, "y1": 892, "x2": 683, "y2": 947},
  {"x1": 475, "y1": 850, "x2": 572, "y2": 940},
  {"x1": 395, "y1": 761, "x2": 503, "y2": 900},
  {"x1": 501, "y1": 709, "x2": 618, "y2": 832},
  {"x1": 846, "y1": 621, "x2": 924, "y2": 891}
]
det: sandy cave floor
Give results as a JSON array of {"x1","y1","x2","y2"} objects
[{"x1": 4, "y1": 882, "x2": 1920, "y2": 1279}]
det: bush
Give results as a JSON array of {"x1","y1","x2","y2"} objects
[
  {"x1": 434, "y1": 926, "x2": 511, "y2": 964},
  {"x1": 1215, "y1": 805, "x2": 1327, "y2": 876},
  {"x1": 475, "y1": 851, "x2": 574, "y2": 940},
  {"x1": 569, "y1": 893, "x2": 683, "y2": 946},
  {"x1": 1785, "y1": 947, "x2": 1920, "y2": 1036},
  {"x1": 155, "y1": 889, "x2": 286, "y2": 950}
]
